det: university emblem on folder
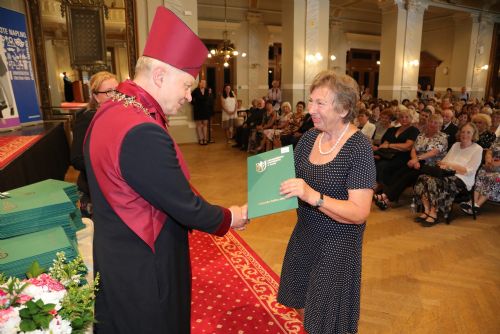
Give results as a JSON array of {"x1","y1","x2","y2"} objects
[
  {"x1": 0, "y1": 250, "x2": 8, "y2": 259},
  {"x1": 255, "y1": 160, "x2": 267, "y2": 173}
]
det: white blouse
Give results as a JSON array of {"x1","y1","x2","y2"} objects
[{"x1": 442, "y1": 142, "x2": 483, "y2": 190}]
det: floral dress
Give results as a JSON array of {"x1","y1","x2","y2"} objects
[
  {"x1": 475, "y1": 137, "x2": 500, "y2": 202},
  {"x1": 414, "y1": 132, "x2": 448, "y2": 166}
]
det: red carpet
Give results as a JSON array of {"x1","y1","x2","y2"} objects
[
  {"x1": 190, "y1": 230, "x2": 305, "y2": 334},
  {"x1": 0, "y1": 135, "x2": 41, "y2": 169}
]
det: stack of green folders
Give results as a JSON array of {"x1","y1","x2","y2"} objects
[
  {"x1": 0, "y1": 226, "x2": 78, "y2": 278},
  {"x1": 0, "y1": 179, "x2": 87, "y2": 278},
  {"x1": 0, "y1": 179, "x2": 85, "y2": 241}
]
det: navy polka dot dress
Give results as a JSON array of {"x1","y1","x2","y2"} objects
[{"x1": 277, "y1": 129, "x2": 376, "y2": 334}]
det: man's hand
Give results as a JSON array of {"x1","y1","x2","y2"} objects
[{"x1": 229, "y1": 204, "x2": 248, "y2": 231}]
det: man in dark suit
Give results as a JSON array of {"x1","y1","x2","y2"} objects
[{"x1": 441, "y1": 108, "x2": 458, "y2": 150}]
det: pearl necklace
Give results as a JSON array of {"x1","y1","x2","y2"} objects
[{"x1": 318, "y1": 123, "x2": 350, "y2": 155}]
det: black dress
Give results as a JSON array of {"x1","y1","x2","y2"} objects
[
  {"x1": 375, "y1": 126, "x2": 419, "y2": 185},
  {"x1": 191, "y1": 87, "x2": 213, "y2": 120},
  {"x1": 278, "y1": 129, "x2": 376, "y2": 334}
]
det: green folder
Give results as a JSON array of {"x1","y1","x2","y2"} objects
[
  {"x1": 247, "y1": 145, "x2": 298, "y2": 219},
  {"x1": 0, "y1": 226, "x2": 71, "y2": 265}
]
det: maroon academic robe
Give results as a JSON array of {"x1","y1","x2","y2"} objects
[{"x1": 84, "y1": 80, "x2": 231, "y2": 334}]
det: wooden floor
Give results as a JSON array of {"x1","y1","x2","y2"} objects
[{"x1": 66, "y1": 128, "x2": 500, "y2": 333}]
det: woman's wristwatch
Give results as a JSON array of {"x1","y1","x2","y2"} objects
[{"x1": 315, "y1": 193, "x2": 324, "y2": 208}]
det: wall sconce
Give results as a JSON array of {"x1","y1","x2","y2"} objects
[
  {"x1": 330, "y1": 54, "x2": 336, "y2": 61},
  {"x1": 306, "y1": 52, "x2": 323, "y2": 64},
  {"x1": 480, "y1": 64, "x2": 489, "y2": 70},
  {"x1": 442, "y1": 66, "x2": 449, "y2": 75},
  {"x1": 408, "y1": 59, "x2": 419, "y2": 67},
  {"x1": 376, "y1": 60, "x2": 381, "y2": 65}
]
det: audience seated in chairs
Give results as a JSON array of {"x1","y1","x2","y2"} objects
[
  {"x1": 413, "y1": 122, "x2": 483, "y2": 227},
  {"x1": 249, "y1": 100, "x2": 277, "y2": 153},
  {"x1": 280, "y1": 101, "x2": 312, "y2": 148},
  {"x1": 259, "y1": 101, "x2": 293, "y2": 152},
  {"x1": 374, "y1": 114, "x2": 448, "y2": 210},
  {"x1": 374, "y1": 109, "x2": 419, "y2": 192},
  {"x1": 233, "y1": 98, "x2": 264, "y2": 151},
  {"x1": 460, "y1": 136, "x2": 500, "y2": 215}
]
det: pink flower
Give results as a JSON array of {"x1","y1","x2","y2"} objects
[
  {"x1": 27, "y1": 273, "x2": 65, "y2": 291},
  {"x1": 0, "y1": 307, "x2": 15, "y2": 324},
  {"x1": 16, "y1": 293, "x2": 32, "y2": 304}
]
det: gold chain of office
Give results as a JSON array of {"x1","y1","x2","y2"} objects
[{"x1": 111, "y1": 91, "x2": 151, "y2": 117}]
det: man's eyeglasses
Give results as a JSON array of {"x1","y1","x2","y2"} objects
[{"x1": 94, "y1": 89, "x2": 116, "y2": 98}]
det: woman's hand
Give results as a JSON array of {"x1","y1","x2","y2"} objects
[
  {"x1": 280, "y1": 178, "x2": 316, "y2": 205},
  {"x1": 408, "y1": 158, "x2": 419, "y2": 169}
]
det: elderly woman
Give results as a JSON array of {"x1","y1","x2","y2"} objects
[
  {"x1": 278, "y1": 71, "x2": 376, "y2": 334},
  {"x1": 374, "y1": 109, "x2": 420, "y2": 190},
  {"x1": 413, "y1": 122, "x2": 483, "y2": 226},
  {"x1": 472, "y1": 113, "x2": 496, "y2": 149},
  {"x1": 71, "y1": 71, "x2": 118, "y2": 217},
  {"x1": 460, "y1": 137, "x2": 500, "y2": 215},
  {"x1": 260, "y1": 101, "x2": 292, "y2": 151},
  {"x1": 374, "y1": 114, "x2": 448, "y2": 209}
]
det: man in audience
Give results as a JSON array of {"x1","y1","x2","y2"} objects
[
  {"x1": 459, "y1": 86, "x2": 470, "y2": 101},
  {"x1": 441, "y1": 108, "x2": 458, "y2": 150},
  {"x1": 413, "y1": 108, "x2": 432, "y2": 132}
]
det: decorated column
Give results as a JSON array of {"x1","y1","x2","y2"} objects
[
  {"x1": 282, "y1": 0, "x2": 329, "y2": 106},
  {"x1": 378, "y1": 0, "x2": 428, "y2": 101},
  {"x1": 329, "y1": 20, "x2": 347, "y2": 75}
]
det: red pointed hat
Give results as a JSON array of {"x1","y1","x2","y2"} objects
[{"x1": 143, "y1": 6, "x2": 207, "y2": 78}]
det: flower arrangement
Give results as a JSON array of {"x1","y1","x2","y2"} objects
[{"x1": 0, "y1": 252, "x2": 99, "y2": 334}]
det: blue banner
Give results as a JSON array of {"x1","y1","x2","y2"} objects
[{"x1": 0, "y1": 6, "x2": 41, "y2": 128}]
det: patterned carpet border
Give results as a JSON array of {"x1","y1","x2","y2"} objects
[
  {"x1": 0, "y1": 135, "x2": 41, "y2": 169},
  {"x1": 190, "y1": 229, "x2": 304, "y2": 333}
]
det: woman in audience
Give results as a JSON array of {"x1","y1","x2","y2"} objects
[
  {"x1": 374, "y1": 109, "x2": 419, "y2": 190},
  {"x1": 71, "y1": 71, "x2": 118, "y2": 218},
  {"x1": 374, "y1": 114, "x2": 448, "y2": 209},
  {"x1": 261, "y1": 101, "x2": 292, "y2": 151},
  {"x1": 356, "y1": 109, "x2": 376, "y2": 141},
  {"x1": 221, "y1": 83, "x2": 237, "y2": 143},
  {"x1": 250, "y1": 100, "x2": 277, "y2": 153},
  {"x1": 413, "y1": 122, "x2": 483, "y2": 226},
  {"x1": 372, "y1": 108, "x2": 393, "y2": 147},
  {"x1": 278, "y1": 70, "x2": 375, "y2": 334},
  {"x1": 460, "y1": 137, "x2": 500, "y2": 214},
  {"x1": 472, "y1": 113, "x2": 496, "y2": 149}
]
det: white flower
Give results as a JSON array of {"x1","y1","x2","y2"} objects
[
  {"x1": 22, "y1": 286, "x2": 66, "y2": 311},
  {"x1": 0, "y1": 307, "x2": 21, "y2": 334}
]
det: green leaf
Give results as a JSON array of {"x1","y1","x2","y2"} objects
[
  {"x1": 26, "y1": 261, "x2": 45, "y2": 278},
  {"x1": 20, "y1": 319, "x2": 36, "y2": 331},
  {"x1": 35, "y1": 299, "x2": 45, "y2": 309},
  {"x1": 41, "y1": 303, "x2": 56, "y2": 312},
  {"x1": 72, "y1": 317, "x2": 84, "y2": 329},
  {"x1": 33, "y1": 314, "x2": 51, "y2": 329},
  {"x1": 19, "y1": 307, "x2": 32, "y2": 318}
]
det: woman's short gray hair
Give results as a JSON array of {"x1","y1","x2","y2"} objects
[{"x1": 309, "y1": 70, "x2": 359, "y2": 123}]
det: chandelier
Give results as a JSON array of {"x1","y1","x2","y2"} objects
[{"x1": 207, "y1": 0, "x2": 246, "y2": 67}]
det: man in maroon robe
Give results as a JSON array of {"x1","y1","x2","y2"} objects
[{"x1": 84, "y1": 7, "x2": 247, "y2": 333}]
